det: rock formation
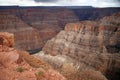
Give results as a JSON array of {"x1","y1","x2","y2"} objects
[
  {"x1": 0, "y1": 6, "x2": 120, "y2": 52},
  {"x1": 0, "y1": 7, "x2": 79, "y2": 52},
  {"x1": 20, "y1": 8, "x2": 79, "y2": 29},
  {"x1": 0, "y1": 32, "x2": 66, "y2": 80},
  {"x1": 35, "y1": 12, "x2": 120, "y2": 80},
  {"x1": 73, "y1": 8, "x2": 120, "y2": 20},
  {"x1": 0, "y1": 32, "x2": 14, "y2": 47},
  {"x1": 0, "y1": 14, "x2": 42, "y2": 51}
]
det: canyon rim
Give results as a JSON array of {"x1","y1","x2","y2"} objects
[{"x1": 0, "y1": 6, "x2": 120, "y2": 80}]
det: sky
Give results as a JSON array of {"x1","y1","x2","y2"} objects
[{"x1": 0, "y1": 0, "x2": 120, "y2": 7}]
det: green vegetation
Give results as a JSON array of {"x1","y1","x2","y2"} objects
[
  {"x1": 17, "y1": 67, "x2": 23, "y2": 73},
  {"x1": 38, "y1": 71, "x2": 44, "y2": 76}
]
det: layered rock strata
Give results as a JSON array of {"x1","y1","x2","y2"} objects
[
  {"x1": 0, "y1": 8, "x2": 79, "y2": 51},
  {"x1": 0, "y1": 7, "x2": 120, "y2": 51},
  {"x1": 36, "y1": 12, "x2": 120, "y2": 80},
  {"x1": 0, "y1": 14, "x2": 42, "y2": 51}
]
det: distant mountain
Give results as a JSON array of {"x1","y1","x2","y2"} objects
[
  {"x1": 0, "y1": 6, "x2": 93, "y2": 10},
  {"x1": 0, "y1": 6, "x2": 19, "y2": 10},
  {"x1": 65, "y1": 6, "x2": 93, "y2": 9}
]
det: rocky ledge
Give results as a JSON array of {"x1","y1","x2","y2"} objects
[{"x1": 0, "y1": 32, "x2": 66, "y2": 80}]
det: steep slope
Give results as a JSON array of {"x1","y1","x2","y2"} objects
[
  {"x1": 0, "y1": 7, "x2": 79, "y2": 52},
  {"x1": 73, "y1": 8, "x2": 120, "y2": 20},
  {"x1": 0, "y1": 14, "x2": 41, "y2": 51},
  {"x1": 19, "y1": 8, "x2": 79, "y2": 29},
  {"x1": 19, "y1": 8, "x2": 79, "y2": 51},
  {"x1": 0, "y1": 6, "x2": 120, "y2": 52},
  {"x1": 35, "y1": 12, "x2": 120, "y2": 80},
  {"x1": 0, "y1": 32, "x2": 66, "y2": 80}
]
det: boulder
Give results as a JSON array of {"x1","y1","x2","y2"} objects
[{"x1": 0, "y1": 32, "x2": 14, "y2": 47}]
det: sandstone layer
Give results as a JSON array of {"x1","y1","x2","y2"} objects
[
  {"x1": 0, "y1": 14, "x2": 42, "y2": 51},
  {"x1": 35, "y1": 12, "x2": 120, "y2": 80},
  {"x1": 0, "y1": 8, "x2": 79, "y2": 52},
  {"x1": 0, "y1": 6, "x2": 120, "y2": 52}
]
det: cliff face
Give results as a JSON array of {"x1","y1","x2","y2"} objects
[
  {"x1": 19, "y1": 8, "x2": 79, "y2": 51},
  {"x1": 19, "y1": 8, "x2": 79, "y2": 29},
  {"x1": 43, "y1": 19, "x2": 120, "y2": 55},
  {"x1": 73, "y1": 8, "x2": 120, "y2": 20},
  {"x1": 0, "y1": 14, "x2": 42, "y2": 51},
  {"x1": 41, "y1": 12, "x2": 120, "y2": 80},
  {"x1": 0, "y1": 8, "x2": 79, "y2": 51},
  {"x1": 0, "y1": 7, "x2": 120, "y2": 51},
  {"x1": 0, "y1": 32, "x2": 66, "y2": 80}
]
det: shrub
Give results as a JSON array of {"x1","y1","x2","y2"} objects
[
  {"x1": 17, "y1": 67, "x2": 23, "y2": 73},
  {"x1": 38, "y1": 71, "x2": 44, "y2": 76}
]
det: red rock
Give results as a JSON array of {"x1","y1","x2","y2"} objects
[
  {"x1": 0, "y1": 32, "x2": 14, "y2": 47},
  {"x1": 0, "y1": 32, "x2": 66, "y2": 80},
  {"x1": 0, "y1": 7, "x2": 119, "y2": 51}
]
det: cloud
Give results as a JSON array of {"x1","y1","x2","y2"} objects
[
  {"x1": 99, "y1": 0, "x2": 120, "y2": 2},
  {"x1": 32, "y1": 0, "x2": 120, "y2": 7},
  {"x1": 34, "y1": 0, "x2": 58, "y2": 3},
  {"x1": 93, "y1": 0, "x2": 120, "y2": 7},
  {"x1": 0, "y1": 0, "x2": 120, "y2": 7}
]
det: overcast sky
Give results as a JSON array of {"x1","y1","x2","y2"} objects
[{"x1": 0, "y1": 0, "x2": 120, "y2": 7}]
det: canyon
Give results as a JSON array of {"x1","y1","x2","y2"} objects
[
  {"x1": 0, "y1": 6, "x2": 120, "y2": 80},
  {"x1": 0, "y1": 6, "x2": 120, "y2": 52},
  {"x1": 35, "y1": 12, "x2": 120, "y2": 80}
]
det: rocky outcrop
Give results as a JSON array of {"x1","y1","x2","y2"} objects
[
  {"x1": 43, "y1": 12, "x2": 120, "y2": 54},
  {"x1": 0, "y1": 32, "x2": 14, "y2": 47},
  {"x1": 39, "y1": 12, "x2": 120, "y2": 80},
  {"x1": 0, "y1": 32, "x2": 66, "y2": 80},
  {"x1": 43, "y1": 21, "x2": 120, "y2": 55}
]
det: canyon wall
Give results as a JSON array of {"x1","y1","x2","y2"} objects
[
  {"x1": 19, "y1": 8, "x2": 79, "y2": 29},
  {"x1": 42, "y1": 12, "x2": 120, "y2": 80},
  {"x1": 43, "y1": 11, "x2": 120, "y2": 55},
  {"x1": 0, "y1": 14, "x2": 42, "y2": 51},
  {"x1": 0, "y1": 6, "x2": 120, "y2": 52},
  {"x1": 73, "y1": 8, "x2": 120, "y2": 20},
  {"x1": 0, "y1": 7, "x2": 79, "y2": 52}
]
